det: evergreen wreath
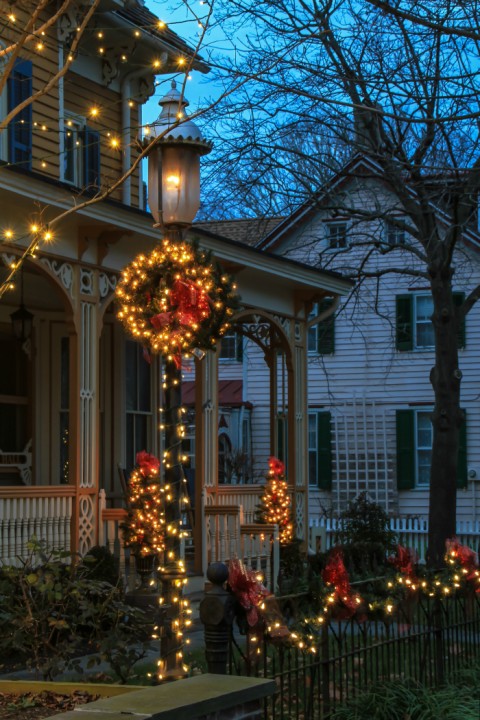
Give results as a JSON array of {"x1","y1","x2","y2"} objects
[{"x1": 116, "y1": 238, "x2": 239, "y2": 356}]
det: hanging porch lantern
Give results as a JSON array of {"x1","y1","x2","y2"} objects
[{"x1": 11, "y1": 264, "x2": 34, "y2": 343}]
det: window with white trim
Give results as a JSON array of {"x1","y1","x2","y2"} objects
[
  {"x1": 62, "y1": 114, "x2": 100, "y2": 188},
  {"x1": 415, "y1": 411, "x2": 432, "y2": 485},
  {"x1": 414, "y1": 296, "x2": 434, "y2": 348},
  {"x1": 125, "y1": 340, "x2": 152, "y2": 474},
  {"x1": 308, "y1": 299, "x2": 335, "y2": 355},
  {"x1": 385, "y1": 220, "x2": 405, "y2": 246},
  {"x1": 396, "y1": 292, "x2": 465, "y2": 352},
  {"x1": 219, "y1": 332, "x2": 243, "y2": 361},
  {"x1": 396, "y1": 408, "x2": 467, "y2": 489},
  {"x1": 63, "y1": 117, "x2": 84, "y2": 186},
  {"x1": 327, "y1": 222, "x2": 348, "y2": 249}
]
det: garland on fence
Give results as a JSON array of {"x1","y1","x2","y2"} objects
[{"x1": 228, "y1": 539, "x2": 480, "y2": 656}]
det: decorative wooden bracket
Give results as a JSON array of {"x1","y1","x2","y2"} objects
[{"x1": 78, "y1": 226, "x2": 133, "y2": 263}]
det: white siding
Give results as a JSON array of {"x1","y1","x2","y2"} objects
[{"x1": 226, "y1": 175, "x2": 480, "y2": 522}]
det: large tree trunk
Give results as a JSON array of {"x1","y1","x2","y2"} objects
[{"x1": 427, "y1": 270, "x2": 462, "y2": 568}]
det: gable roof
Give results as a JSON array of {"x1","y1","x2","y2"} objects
[
  {"x1": 191, "y1": 224, "x2": 353, "y2": 297},
  {"x1": 257, "y1": 154, "x2": 480, "y2": 252}
]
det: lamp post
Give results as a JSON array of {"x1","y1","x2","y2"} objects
[{"x1": 146, "y1": 81, "x2": 211, "y2": 678}]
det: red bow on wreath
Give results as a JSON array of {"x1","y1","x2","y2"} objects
[
  {"x1": 228, "y1": 558, "x2": 270, "y2": 626},
  {"x1": 171, "y1": 279, "x2": 211, "y2": 327},
  {"x1": 136, "y1": 450, "x2": 160, "y2": 477}
]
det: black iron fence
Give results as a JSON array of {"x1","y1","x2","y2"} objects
[{"x1": 228, "y1": 585, "x2": 480, "y2": 719}]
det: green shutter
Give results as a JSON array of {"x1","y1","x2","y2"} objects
[
  {"x1": 453, "y1": 292, "x2": 466, "y2": 349},
  {"x1": 236, "y1": 333, "x2": 243, "y2": 362},
  {"x1": 317, "y1": 299, "x2": 335, "y2": 355},
  {"x1": 317, "y1": 411, "x2": 333, "y2": 490},
  {"x1": 396, "y1": 409, "x2": 415, "y2": 490},
  {"x1": 396, "y1": 295, "x2": 413, "y2": 351},
  {"x1": 457, "y1": 409, "x2": 467, "y2": 489}
]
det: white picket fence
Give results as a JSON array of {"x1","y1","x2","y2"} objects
[{"x1": 309, "y1": 516, "x2": 480, "y2": 564}]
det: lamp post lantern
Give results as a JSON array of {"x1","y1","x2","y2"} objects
[
  {"x1": 147, "y1": 80, "x2": 212, "y2": 234},
  {"x1": 145, "y1": 82, "x2": 212, "y2": 678}
]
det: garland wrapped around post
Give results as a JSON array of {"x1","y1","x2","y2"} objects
[{"x1": 116, "y1": 238, "x2": 239, "y2": 679}]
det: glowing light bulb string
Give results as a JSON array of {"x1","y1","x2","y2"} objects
[{"x1": 157, "y1": 355, "x2": 190, "y2": 677}]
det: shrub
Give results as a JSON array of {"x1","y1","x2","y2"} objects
[
  {"x1": 0, "y1": 539, "x2": 151, "y2": 681},
  {"x1": 81, "y1": 545, "x2": 121, "y2": 587},
  {"x1": 333, "y1": 493, "x2": 397, "y2": 578},
  {"x1": 329, "y1": 673, "x2": 480, "y2": 720}
]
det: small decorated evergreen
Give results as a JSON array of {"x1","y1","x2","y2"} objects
[
  {"x1": 122, "y1": 451, "x2": 166, "y2": 557},
  {"x1": 258, "y1": 457, "x2": 294, "y2": 545}
]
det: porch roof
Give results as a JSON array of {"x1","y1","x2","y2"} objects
[{"x1": 0, "y1": 166, "x2": 353, "y2": 318}]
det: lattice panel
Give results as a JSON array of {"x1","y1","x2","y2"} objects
[{"x1": 332, "y1": 397, "x2": 396, "y2": 513}]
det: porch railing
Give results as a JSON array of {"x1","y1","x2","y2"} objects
[
  {"x1": 212, "y1": 485, "x2": 264, "y2": 524},
  {"x1": 98, "y1": 491, "x2": 280, "y2": 593},
  {"x1": 204, "y1": 504, "x2": 279, "y2": 591},
  {"x1": 309, "y1": 515, "x2": 480, "y2": 561},
  {"x1": 0, "y1": 486, "x2": 74, "y2": 565}
]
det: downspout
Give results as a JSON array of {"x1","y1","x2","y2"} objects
[{"x1": 58, "y1": 42, "x2": 65, "y2": 180}]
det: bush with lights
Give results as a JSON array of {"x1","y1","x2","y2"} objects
[
  {"x1": 122, "y1": 451, "x2": 166, "y2": 558},
  {"x1": 257, "y1": 457, "x2": 294, "y2": 545},
  {"x1": 115, "y1": 238, "x2": 238, "y2": 358}
]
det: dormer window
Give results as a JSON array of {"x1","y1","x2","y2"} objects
[{"x1": 326, "y1": 222, "x2": 348, "y2": 249}]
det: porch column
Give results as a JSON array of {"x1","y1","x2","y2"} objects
[
  {"x1": 288, "y1": 321, "x2": 308, "y2": 544},
  {"x1": 268, "y1": 337, "x2": 278, "y2": 456},
  {"x1": 194, "y1": 349, "x2": 219, "y2": 575},
  {"x1": 70, "y1": 268, "x2": 101, "y2": 555}
]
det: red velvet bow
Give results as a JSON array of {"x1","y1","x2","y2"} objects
[
  {"x1": 268, "y1": 456, "x2": 285, "y2": 476},
  {"x1": 228, "y1": 558, "x2": 270, "y2": 626},
  {"x1": 323, "y1": 549, "x2": 358, "y2": 616},
  {"x1": 389, "y1": 545, "x2": 418, "y2": 578},
  {"x1": 446, "y1": 538, "x2": 479, "y2": 585},
  {"x1": 136, "y1": 450, "x2": 160, "y2": 477}
]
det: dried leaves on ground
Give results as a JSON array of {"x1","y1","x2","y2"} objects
[{"x1": 0, "y1": 690, "x2": 99, "y2": 719}]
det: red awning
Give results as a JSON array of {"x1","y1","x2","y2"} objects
[{"x1": 182, "y1": 379, "x2": 252, "y2": 408}]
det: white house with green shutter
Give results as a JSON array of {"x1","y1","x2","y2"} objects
[{"x1": 200, "y1": 156, "x2": 480, "y2": 531}]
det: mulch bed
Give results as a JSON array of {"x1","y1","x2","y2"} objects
[{"x1": 0, "y1": 690, "x2": 100, "y2": 719}]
